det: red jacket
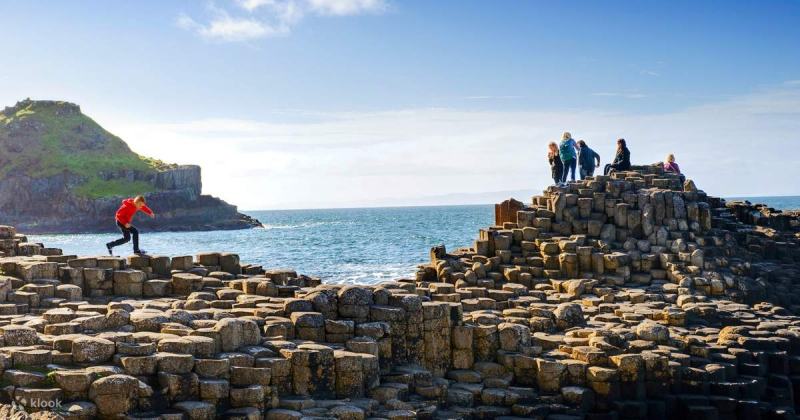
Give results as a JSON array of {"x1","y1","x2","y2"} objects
[{"x1": 115, "y1": 198, "x2": 153, "y2": 225}]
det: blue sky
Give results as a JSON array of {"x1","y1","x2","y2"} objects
[{"x1": 1, "y1": 1, "x2": 799, "y2": 209}]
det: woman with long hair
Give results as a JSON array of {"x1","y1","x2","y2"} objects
[
  {"x1": 558, "y1": 132, "x2": 579, "y2": 183},
  {"x1": 548, "y1": 142, "x2": 564, "y2": 186},
  {"x1": 604, "y1": 138, "x2": 631, "y2": 175}
]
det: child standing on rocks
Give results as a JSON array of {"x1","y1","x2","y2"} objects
[
  {"x1": 547, "y1": 142, "x2": 564, "y2": 186},
  {"x1": 106, "y1": 195, "x2": 155, "y2": 256}
]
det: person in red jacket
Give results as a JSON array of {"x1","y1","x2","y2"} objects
[{"x1": 106, "y1": 195, "x2": 155, "y2": 255}]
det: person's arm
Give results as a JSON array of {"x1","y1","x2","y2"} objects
[
  {"x1": 140, "y1": 205, "x2": 155, "y2": 218},
  {"x1": 594, "y1": 151, "x2": 601, "y2": 166}
]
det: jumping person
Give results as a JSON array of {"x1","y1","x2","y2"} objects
[
  {"x1": 547, "y1": 142, "x2": 564, "y2": 186},
  {"x1": 604, "y1": 138, "x2": 631, "y2": 175},
  {"x1": 106, "y1": 195, "x2": 155, "y2": 255},
  {"x1": 577, "y1": 140, "x2": 601, "y2": 179},
  {"x1": 558, "y1": 132, "x2": 579, "y2": 184}
]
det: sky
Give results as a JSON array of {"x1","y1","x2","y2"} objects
[{"x1": 1, "y1": 0, "x2": 799, "y2": 210}]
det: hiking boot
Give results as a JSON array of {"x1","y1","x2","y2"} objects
[
  {"x1": 134, "y1": 249, "x2": 148, "y2": 256},
  {"x1": 106, "y1": 244, "x2": 113, "y2": 256}
]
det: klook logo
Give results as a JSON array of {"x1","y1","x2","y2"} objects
[{"x1": 12, "y1": 397, "x2": 63, "y2": 411}]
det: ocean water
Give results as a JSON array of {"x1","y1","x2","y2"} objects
[
  {"x1": 29, "y1": 205, "x2": 494, "y2": 284},
  {"x1": 26, "y1": 196, "x2": 800, "y2": 284}
]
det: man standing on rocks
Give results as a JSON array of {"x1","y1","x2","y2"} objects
[{"x1": 106, "y1": 195, "x2": 155, "y2": 256}]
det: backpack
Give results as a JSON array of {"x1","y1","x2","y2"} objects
[{"x1": 559, "y1": 140, "x2": 575, "y2": 160}]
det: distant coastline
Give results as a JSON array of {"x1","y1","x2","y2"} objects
[{"x1": 243, "y1": 194, "x2": 800, "y2": 213}]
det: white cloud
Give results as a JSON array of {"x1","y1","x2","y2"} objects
[
  {"x1": 179, "y1": 0, "x2": 388, "y2": 41},
  {"x1": 640, "y1": 70, "x2": 660, "y2": 77},
  {"x1": 101, "y1": 84, "x2": 800, "y2": 210},
  {"x1": 177, "y1": 7, "x2": 287, "y2": 42},
  {"x1": 307, "y1": 0, "x2": 388, "y2": 15},
  {"x1": 236, "y1": 0, "x2": 275, "y2": 11}
]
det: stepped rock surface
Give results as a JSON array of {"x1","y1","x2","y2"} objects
[
  {"x1": 1, "y1": 165, "x2": 800, "y2": 419},
  {"x1": 0, "y1": 99, "x2": 260, "y2": 233}
]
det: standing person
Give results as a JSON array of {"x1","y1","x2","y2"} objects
[
  {"x1": 106, "y1": 195, "x2": 155, "y2": 256},
  {"x1": 604, "y1": 138, "x2": 631, "y2": 175},
  {"x1": 547, "y1": 142, "x2": 564, "y2": 186},
  {"x1": 577, "y1": 140, "x2": 601, "y2": 179},
  {"x1": 558, "y1": 132, "x2": 579, "y2": 184}
]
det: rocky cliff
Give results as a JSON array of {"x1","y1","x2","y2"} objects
[{"x1": 0, "y1": 99, "x2": 260, "y2": 233}]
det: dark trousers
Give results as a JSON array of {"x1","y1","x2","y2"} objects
[
  {"x1": 107, "y1": 221, "x2": 139, "y2": 252},
  {"x1": 579, "y1": 166, "x2": 595, "y2": 180},
  {"x1": 604, "y1": 163, "x2": 630, "y2": 175},
  {"x1": 561, "y1": 159, "x2": 576, "y2": 183}
]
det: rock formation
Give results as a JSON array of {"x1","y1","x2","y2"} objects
[
  {"x1": 0, "y1": 165, "x2": 799, "y2": 419},
  {"x1": 0, "y1": 99, "x2": 260, "y2": 233}
]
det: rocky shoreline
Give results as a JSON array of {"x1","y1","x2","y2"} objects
[
  {"x1": 0, "y1": 165, "x2": 799, "y2": 419},
  {"x1": 0, "y1": 100, "x2": 261, "y2": 234},
  {"x1": 0, "y1": 164, "x2": 262, "y2": 234}
]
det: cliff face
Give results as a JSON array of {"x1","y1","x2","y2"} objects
[{"x1": 0, "y1": 99, "x2": 260, "y2": 233}]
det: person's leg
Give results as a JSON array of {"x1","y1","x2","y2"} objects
[
  {"x1": 560, "y1": 162, "x2": 568, "y2": 183},
  {"x1": 568, "y1": 159, "x2": 577, "y2": 182},
  {"x1": 603, "y1": 164, "x2": 611, "y2": 175},
  {"x1": 130, "y1": 226, "x2": 140, "y2": 253},
  {"x1": 579, "y1": 167, "x2": 587, "y2": 180},
  {"x1": 107, "y1": 223, "x2": 131, "y2": 249},
  {"x1": 587, "y1": 167, "x2": 595, "y2": 178}
]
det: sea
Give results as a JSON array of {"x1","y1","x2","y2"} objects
[{"x1": 28, "y1": 196, "x2": 800, "y2": 285}]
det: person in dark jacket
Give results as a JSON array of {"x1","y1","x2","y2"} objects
[
  {"x1": 577, "y1": 140, "x2": 601, "y2": 179},
  {"x1": 547, "y1": 142, "x2": 563, "y2": 186},
  {"x1": 604, "y1": 138, "x2": 631, "y2": 175}
]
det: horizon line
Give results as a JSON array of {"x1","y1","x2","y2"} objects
[{"x1": 242, "y1": 193, "x2": 800, "y2": 213}]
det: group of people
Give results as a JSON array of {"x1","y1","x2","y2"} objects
[
  {"x1": 98, "y1": 135, "x2": 685, "y2": 256},
  {"x1": 547, "y1": 132, "x2": 682, "y2": 186}
]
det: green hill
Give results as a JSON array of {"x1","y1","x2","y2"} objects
[
  {"x1": 0, "y1": 99, "x2": 260, "y2": 233},
  {"x1": 0, "y1": 99, "x2": 170, "y2": 198}
]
